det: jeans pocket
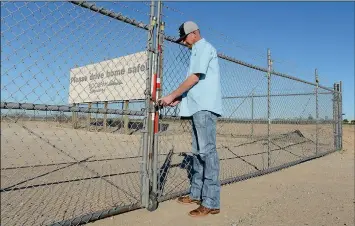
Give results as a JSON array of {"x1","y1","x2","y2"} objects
[{"x1": 192, "y1": 111, "x2": 207, "y2": 128}]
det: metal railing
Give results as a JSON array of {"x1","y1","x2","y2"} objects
[{"x1": 0, "y1": 1, "x2": 342, "y2": 226}]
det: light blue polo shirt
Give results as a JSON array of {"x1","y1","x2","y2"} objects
[{"x1": 179, "y1": 38, "x2": 223, "y2": 117}]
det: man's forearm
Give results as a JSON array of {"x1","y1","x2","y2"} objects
[{"x1": 170, "y1": 74, "x2": 199, "y2": 99}]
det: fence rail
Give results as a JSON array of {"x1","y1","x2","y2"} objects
[{"x1": 1, "y1": 1, "x2": 342, "y2": 226}]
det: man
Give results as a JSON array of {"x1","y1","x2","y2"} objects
[{"x1": 158, "y1": 21, "x2": 223, "y2": 217}]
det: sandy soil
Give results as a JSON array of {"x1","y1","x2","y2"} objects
[
  {"x1": 0, "y1": 120, "x2": 348, "y2": 226},
  {"x1": 88, "y1": 125, "x2": 354, "y2": 226}
]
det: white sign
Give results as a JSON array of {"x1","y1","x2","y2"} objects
[{"x1": 68, "y1": 51, "x2": 148, "y2": 104}]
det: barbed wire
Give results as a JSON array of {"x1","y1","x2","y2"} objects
[
  {"x1": 160, "y1": 2, "x2": 328, "y2": 85},
  {"x1": 162, "y1": 2, "x2": 184, "y2": 17},
  {"x1": 111, "y1": 1, "x2": 150, "y2": 17},
  {"x1": 160, "y1": 3, "x2": 267, "y2": 63}
]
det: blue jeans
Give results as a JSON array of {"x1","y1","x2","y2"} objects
[{"x1": 189, "y1": 110, "x2": 220, "y2": 209}]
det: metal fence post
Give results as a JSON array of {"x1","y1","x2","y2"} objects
[
  {"x1": 87, "y1": 102, "x2": 91, "y2": 130},
  {"x1": 315, "y1": 69, "x2": 319, "y2": 155},
  {"x1": 267, "y1": 49, "x2": 272, "y2": 168},
  {"x1": 95, "y1": 102, "x2": 98, "y2": 132},
  {"x1": 251, "y1": 91, "x2": 254, "y2": 136},
  {"x1": 141, "y1": 0, "x2": 156, "y2": 208},
  {"x1": 103, "y1": 101, "x2": 108, "y2": 131},
  {"x1": 339, "y1": 81, "x2": 343, "y2": 150},
  {"x1": 336, "y1": 83, "x2": 341, "y2": 150},
  {"x1": 335, "y1": 82, "x2": 342, "y2": 150},
  {"x1": 333, "y1": 83, "x2": 338, "y2": 150},
  {"x1": 152, "y1": 0, "x2": 163, "y2": 197},
  {"x1": 72, "y1": 103, "x2": 75, "y2": 128},
  {"x1": 124, "y1": 100, "x2": 129, "y2": 134}
]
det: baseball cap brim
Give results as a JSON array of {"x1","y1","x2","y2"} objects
[{"x1": 176, "y1": 34, "x2": 188, "y2": 43}]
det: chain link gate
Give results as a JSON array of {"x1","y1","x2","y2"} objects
[
  {"x1": 1, "y1": 1, "x2": 159, "y2": 225},
  {"x1": 1, "y1": 1, "x2": 343, "y2": 225}
]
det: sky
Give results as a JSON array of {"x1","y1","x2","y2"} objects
[
  {"x1": 1, "y1": 1, "x2": 354, "y2": 120},
  {"x1": 161, "y1": 1, "x2": 354, "y2": 120}
]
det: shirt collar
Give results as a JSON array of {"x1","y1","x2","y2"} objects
[{"x1": 192, "y1": 38, "x2": 205, "y2": 50}]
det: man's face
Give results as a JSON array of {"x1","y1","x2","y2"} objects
[{"x1": 182, "y1": 31, "x2": 196, "y2": 48}]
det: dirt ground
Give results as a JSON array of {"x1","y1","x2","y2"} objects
[
  {"x1": 89, "y1": 125, "x2": 354, "y2": 226},
  {"x1": 0, "y1": 120, "x2": 351, "y2": 225}
]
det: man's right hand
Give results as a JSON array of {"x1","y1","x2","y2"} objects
[
  {"x1": 169, "y1": 96, "x2": 182, "y2": 107},
  {"x1": 169, "y1": 99, "x2": 181, "y2": 107}
]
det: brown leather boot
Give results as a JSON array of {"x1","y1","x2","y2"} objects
[
  {"x1": 176, "y1": 196, "x2": 201, "y2": 205},
  {"x1": 188, "y1": 205, "x2": 220, "y2": 217}
]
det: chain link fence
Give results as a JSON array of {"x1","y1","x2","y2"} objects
[
  {"x1": 156, "y1": 36, "x2": 340, "y2": 200},
  {"x1": 1, "y1": 1, "x2": 152, "y2": 225},
  {"x1": 1, "y1": 1, "x2": 343, "y2": 226}
]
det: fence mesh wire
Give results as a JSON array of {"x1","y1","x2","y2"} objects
[
  {"x1": 156, "y1": 39, "x2": 270, "y2": 198},
  {"x1": 1, "y1": 1, "x2": 341, "y2": 226},
  {"x1": 155, "y1": 33, "x2": 339, "y2": 201},
  {"x1": 317, "y1": 86, "x2": 336, "y2": 153},
  {"x1": 1, "y1": 2, "x2": 149, "y2": 225}
]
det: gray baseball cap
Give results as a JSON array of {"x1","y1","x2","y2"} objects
[{"x1": 176, "y1": 21, "x2": 199, "y2": 43}]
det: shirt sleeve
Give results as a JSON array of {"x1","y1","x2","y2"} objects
[{"x1": 189, "y1": 44, "x2": 212, "y2": 75}]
